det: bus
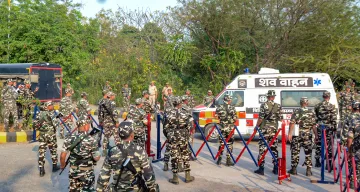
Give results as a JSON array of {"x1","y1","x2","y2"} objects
[
  {"x1": 193, "y1": 68, "x2": 339, "y2": 140},
  {"x1": 0, "y1": 63, "x2": 62, "y2": 101}
]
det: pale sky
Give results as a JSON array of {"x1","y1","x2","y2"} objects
[{"x1": 73, "y1": 0, "x2": 179, "y2": 18}]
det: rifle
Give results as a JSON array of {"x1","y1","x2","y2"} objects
[
  {"x1": 59, "y1": 127, "x2": 101, "y2": 175},
  {"x1": 115, "y1": 158, "x2": 152, "y2": 192},
  {"x1": 101, "y1": 102, "x2": 117, "y2": 126}
]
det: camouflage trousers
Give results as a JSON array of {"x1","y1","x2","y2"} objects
[
  {"x1": 169, "y1": 133, "x2": 191, "y2": 173},
  {"x1": 218, "y1": 124, "x2": 234, "y2": 160},
  {"x1": 69, "y1": 167, "x2": 95, "y2": 192},
  {"x1": 38, "y1": 132, "x2": 58, "y2": 168},
  {"x1": 122, "y1": 97, "x2": 130, "y2": 112},
  {"x1": 3, "y1": 100, "x2": 18, "y2": 129},
  {"x1": 315, "y1": 127, "x2": 333, "y2": 160},
  {"x1": 290, "y1": 134, "x2": 313, "y2": 168},
  {"x1": 258, "y1": 125, "x2": 278, "y2": 168},
  {"x1": 102, "y1": 123, "x2": 120, "y2": 151},
  {"x1": 163, "y1": 129, "x2": 171, "y2": 163},
  {"x1": 60, "y1": 116, "x2": 74, "y2": 139}
]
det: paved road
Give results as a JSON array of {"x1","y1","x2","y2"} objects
[{"x1": 0, "y1": 116, "x2": 343, "y2": 192}]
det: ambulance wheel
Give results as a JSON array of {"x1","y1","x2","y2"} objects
[{"x1": 204, "y1": 123, "x2": 221, "y2": 142}]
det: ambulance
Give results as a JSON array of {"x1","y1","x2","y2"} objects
[{"x1": 193, "y1": 68, "x2": 339, "y2": 140}]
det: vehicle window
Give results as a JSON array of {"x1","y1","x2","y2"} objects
[
  {"x1": 281, "y1": 91, "x2": 324, "y2": 107},
  {"x1": 215, "y1": 90, "x2": 244, "y2": 107}
]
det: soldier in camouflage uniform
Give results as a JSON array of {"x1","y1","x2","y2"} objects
[
  {"x1": 164, "y1": 89, "x2": 174, "y2": 110},
  {"x1": 287, "y1": 97, "x2": 318, "y2": 176},
  {"x1": 215, "y1": 94, "x2": 237, "y2": 166},
  {"x1": 162, "y1": 97, "x2": 176, "y2": 172},
  {"x1": 314, "y1": 91, "x2": 337, "y2": 168},
  {"x1": 185, "y1": 89, "x2": 195, "y2": 108},
  {"x1": 59, "y1": 90, "x2": 74, "y2": 139},
  {"x1": 254, "y1": 90, "x2": 282, "y2": 175},
  {"x1": 203, "y1": 90, "x2": 214, "y2": 106},
  {"x1": 65, "y1": 83, "x2": 75, "y2": 95},
  {"x1": 166, "y1": 96, "x2": 195, "y2": 184},
  {"x1": 339, "y1": 86, "x2": 354, "y2": 127},
  {"x1": 33, "y1": 101, "x2": 60, "y2": 177},
  {"x1": 21, "y1": 80, "x2": 39, "y2": 130},
  {"x1": 182, "y1": 95, "x2": 195, "y2": 161},
  {"x1": 341, "y1": 102, "x2": 360, "y2": 147},
  {"x1": 96, "y1": 121, "x2": 158, "y2": 191},
  {"x1": 101, "y1": 92, "x2": 120, "y2": 156},
  {"x1": 102, "y1": 81, "x2": 112, "y2": 95},
  {"x1": 76, "y1": 92, "x2": 91, "y2": 123},
  {"x1": 126, "y1": 98, "x2": 148, "y2": 149},
  {"x1": 60, "y1": 115, "x2": 101, "y2": 192},
  {"x1": 1, "y1": 79, "x2": 19, "y2": 131},
  {"x1": 98, "y1": 92, "x2": 109, "y2": 126},
  {"x1": 346, "y1": 101, "x2": 360, "y2": 189},
  {"x1": 121, "y1": 83, "x2": 131, "y2": 112},
  {"x1": 142, "y1": 91, "x2": 154, "y2": 149}
]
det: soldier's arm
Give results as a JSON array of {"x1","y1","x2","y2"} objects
[
  {"x1": 96, "y1": 154, "x2": 113, "y2": 191},
  {"x1": 256, "y1": 104, "x2": 266, "y2": 127}
]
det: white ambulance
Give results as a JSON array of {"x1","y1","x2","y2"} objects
[{"x1": 193, "y1": 68, "x2": 339, "y2": 140}]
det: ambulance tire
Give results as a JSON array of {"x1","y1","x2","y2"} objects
[{"x1": 204, "y1": 123, "x2": 221, "y2": 142}]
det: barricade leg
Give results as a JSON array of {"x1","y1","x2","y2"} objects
[
  {"x1": 310, "y1": 125, "x2": 334, "y2": 184},
  {"x1": 215, "y1": 127, "x2": 235, "y2": 160},
  {"x1": 344, "y1": 149, "x2": 350, "y2": 192},
  {"x1": 278, "y1": 123, "x2": 290, "y2": 184},
  {"x1": 337, "y1": 143, "x2": 344, "y2": 191},
  {"x1": 194, "y1": 121, "x2": 216, "y2": 160},
  {"x1": 234, "y1": 126, "x2": 257, "y2": 167},
  {"x1": 256, "y1": 127, "x2": 280, "y2": 166},
  {"x1": 323, "y1": 129, "x2": 331, "y2": 173},
  {"x1": 214, "y1": 124, "x2": 236, "y2": 164},
  {"x1": 352, "y1": 157, "x2": 358, "y2": 191},
  {"x1": 152, "y1": 113, "x2": 164, "y2": 163}
]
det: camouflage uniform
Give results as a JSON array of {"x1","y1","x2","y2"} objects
[
  {"x1": 141, "y1": 93, "x2": 154, "y2": 149},
  {"x1": 77, "y1": 95, "x2": 91, "y2": 123},
  {"x1": 62, "y1": 117, "x2": 100, "y2": 192},
  {"x1": 96, "y1": 122, "x2": 157, "y2": 191},
  {"x1": 347, "y1": 107, "x2": 360, "y2": 188},
  {"x1": 186, "y1": 95, "x2": 195, "y2": 108},
  {"x1": 1, "y1": 80, "x2": 19, "y2": 130},
  {"x1": 121, "y1": 86, "x2": 131, "y2": 111},
  {"x1": 164, "y1": 94, "x2": 175, "y2": 110},
  {"x1": 203, "y1": 91, "x2": 214, "y2": 106},
  {"x1": 33, "y1": 101, "x2": 58, "y2": 170},
  {"x1": 341, "y1": 112, "x2": 360, "y2": 146},
  {"x1": 215, "y1": 94, "x2": 237, "y2": 165},
  {"x1": 126, "y1": 100, "x2": 147, "y2": 149},
  {"x1": 289, "y1": 103, "x2": 316, "y2": 170},
  {"x1": 163, "y1": 103, "x2": 174, "y2": 169},
  {"x1": 314, "y1": 92, "x2": 337, "y2": 165},
  {"x1": 98, "y1": 97, "x2": 108, "y2": 126},
  {"x1": 60, "y1": 94, "x2": 74, "y2": 138},
  {"x1": 102, "y1": 93, "x2": 120, "y2": 152},
  {"x1": 21, "y1": 84, "x2": 37, "y2": 130},
  {"x1": 257, "y1": 91, "x2": 282, "y2": 169},
  {"x1": 339, "y1": 90, "x2": 354, "y2": 123}
]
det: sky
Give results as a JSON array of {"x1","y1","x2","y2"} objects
[{"x1": 73, "y1": 0, "x2": 179, "y2": 18}]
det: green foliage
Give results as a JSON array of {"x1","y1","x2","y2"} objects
[{"x1": 0, "y1": 0, "x2": 359, "y2": 106}]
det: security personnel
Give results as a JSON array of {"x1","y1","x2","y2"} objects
[
  {"x1": 126, "y1": 98, "x2": 148, "y2": 149},
  {"x1": 162, "y1": 97, "x2": 176, "y2": 172},
  {"x1": 203, "y1": 90, "x2": 214, "y2": 106},
  {"x1": 76, "y1": 92, "x2": 91, "y2": 123},
  {"x1": 185, "y1": 89, "x2": 195, "y2": 108},
  {"x1": 101, "y1": 91, "x2": 120, "y2": 156},
  {"x1": 215, "y1": 94, "x2": 237, "y2": 166},
  {"x1": 122, "y1": 83, "x2": 131, "y2": 112},
  {"x1": 346, "y1": 101, "x2": 360, "y2": 189},
  {"x1": 33, "y1": 101, "x2": 60, "y2": 177},
  {"x1": 341, "y1": 102, "x2": 360, "y2": 147},
  {"x1": 339, "y1": 85, "x2": 354, "y2": 127},
  {"x1": 2, "y1": 79, "x2": 19, "y2": 131},
  {"x1": 287, "y1": 97, "x2": 318, "y2": 176},
  {"x1": 59, "y1": 89, "x2": 74, "y2": 139},
  {"x1": 314, "y1": 91, "x2": 337, "y2": 168},
  {"x1": 22, "y1": 80, "x2": 39, "y2": 130},
  {"x1": 254, "y1": 90, "x2": 282, "y2": 175},
  {"x1": 60, "y1": 115, "x2": 101, "y2": 191},
  {"x1": 96, "y1": 121, "x2": 158, "y2": 191},
  {"x1": 167, "y1": 97, "x2": 195, "y2": 184}
]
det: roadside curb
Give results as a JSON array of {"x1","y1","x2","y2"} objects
[{"x1": 0, "y1": 131, "x2": 39, "y2": 143}]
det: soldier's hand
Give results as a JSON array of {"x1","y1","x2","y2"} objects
[{"x1": 288, "y1": 135, "x2": 292, "y2": 142}]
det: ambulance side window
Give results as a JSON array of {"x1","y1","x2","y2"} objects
[
  {"x1": 214, "y1": 90, "x2": 244, "y2": 107},
  {"x1": 281, "y1": 91, "x2": 323, "y2": 107}
]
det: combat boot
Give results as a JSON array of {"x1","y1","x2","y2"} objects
[
  {"x1": 287, "y1": 167, "x2": 297, "y2": 175},
  {"x1": 185, "y1": 171, "x2": 195, "y2": 183},
  {"x1": 226, "y1": 157, "x2": 234, "y2": 166},
  {"x1": 272, "y1": 164, "x2": 278, "y2": 175},
  {"x1": 39, "y1": 167, "x2": 45, "y2": 177},
  {"x1": 306, "y1": 167, "x2": 312, "y2": 176},
  {"x1": 178, "y1": 163, "x2": 184, "y2": 172},
  {"x1": 163, "y1": 162, "x2": 169, "y2": 171},
  {"x1": 168, "y1": 173, "x2": 179, "y2": 185},
  {"x1": 315, "y1": 159, "x2": 321, "y2": 167},
  {"x1": 52, "y1": 164, "x2": 60, "y2": 172},
  {"x1": 216, "y1": 156, "x2": 222, "y2": 165},
  {"x1": 254, "y1": 167, "x2": 264, "y2": 175}
]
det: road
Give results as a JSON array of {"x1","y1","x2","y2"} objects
[{"x1": 0, "y1": 116, "x2": 342, "y2": 192}]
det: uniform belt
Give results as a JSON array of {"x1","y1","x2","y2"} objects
[{"x1": 70, "y1": 166, "x2": 93, "y2": 170}]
